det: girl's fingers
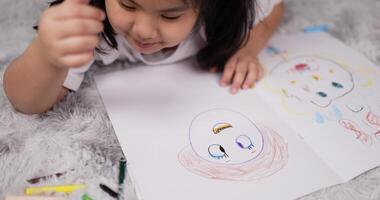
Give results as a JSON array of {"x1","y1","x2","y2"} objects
[
  {"x1": 220, "y1": 57, "x2": 237, "y2": 87},
  {"x1": 54, "y1": 3, "x2": 105, "y2": 21},
  {"x1": 59, "y1": 51, "x2": 94, "y2": 68},
  {"x1": 58, "y1": 35, "x2": 100, "y2": 55},
  {"x1": 230, "y1": 61, "x2": 248, "y2": 94},
  {"x1": 242, "y1": 62, "x2": 260, "y2": 89},
  {"x1": 258, "y1": 63, "x2": 265, "y2": 80},
  {"x1": 57, "y1": 18, "x2": 104, "y2": 38}
]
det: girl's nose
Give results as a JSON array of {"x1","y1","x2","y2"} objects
[{"x1": 132, "y1": 14, "x2": 158, "y2": 40}]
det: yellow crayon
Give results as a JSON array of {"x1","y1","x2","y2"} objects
[
  {"x1": 6, "y1": 196, "x2": 65, "y2": 200},
  {"x1": 25, "y1": 184, "x2": 86, "y2": 195}
]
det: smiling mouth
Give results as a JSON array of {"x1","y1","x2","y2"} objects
[
  {"x1": 345, "y1": 105, "x2": 364, "y2": 113},
  {"x1": 133, "y1": 39, "x2": 160, "y2": 49}
]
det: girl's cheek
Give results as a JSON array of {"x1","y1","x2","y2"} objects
[
  {"x1": 109, "y1": 13, "x2": 134, "y2": 35},
  {"x1": 105, "y1": 1, "x2": 134, "y2": 35},
  {"x1": 158, "y1": 26, "x2": 178, "y2": 45},
  {"x1": 155, "y1": 11, "x2": 197, "y2": 44},
  {"x1": 162, "y1": 22, "x2": 195, "y2": 45}
]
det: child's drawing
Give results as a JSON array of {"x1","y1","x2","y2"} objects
[
  {"x1": 264, "y1": 54, "x2": 380, "y2": 144},
  {"x1": 178, "y1": 109, "x2": 288, "y2": 181}
]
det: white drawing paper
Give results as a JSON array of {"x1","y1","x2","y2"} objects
[{"x1": 94, "y1": 32, "x2": 380, "y2": 200}]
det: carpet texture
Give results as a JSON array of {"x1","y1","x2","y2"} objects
[{"x1": 0, "y1": 0, "x2": 380, "y2": 199}]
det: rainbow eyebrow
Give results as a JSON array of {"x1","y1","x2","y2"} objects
[{"x1": 212, "y1": 123, "x2": 233, "y2": 134}]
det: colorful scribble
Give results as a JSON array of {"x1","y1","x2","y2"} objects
[{"x1": 266, "y1": 55, "x2": 380, "y2": 144}]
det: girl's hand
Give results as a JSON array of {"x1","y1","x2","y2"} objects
[
  {"x1": 36, "y1": 0, "x2": 105, "y2": 69},
  {"x1": 216, "y1": 48, "x2": 264, "y2": 94}
]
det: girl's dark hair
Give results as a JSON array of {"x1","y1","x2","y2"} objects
[
  {"x1": 196, "y1": 0, "x2": 255, "y2": 70},
  {"x1": 42, "y1": 0, "x2": 255, "y2": 70}
]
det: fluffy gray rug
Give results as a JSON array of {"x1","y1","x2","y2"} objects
[{"x1": 1, "y1": 0, "x2": 380, "y2": 199}]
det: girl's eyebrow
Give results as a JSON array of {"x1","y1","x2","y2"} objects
[{"x1": 127, "y1": 0, "x2": 189, "y2": 12}]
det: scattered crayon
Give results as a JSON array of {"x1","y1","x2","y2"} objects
[
  {"x1": 25, "y1": 184, "x2": 86, "y2": 195},
  {"x1": 303, "y1": 24, "x2": 330, "y2": 33}
]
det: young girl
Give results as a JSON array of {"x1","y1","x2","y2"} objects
[{"x1": 3, "y1": 0, "x2": 284, "y2": 114}]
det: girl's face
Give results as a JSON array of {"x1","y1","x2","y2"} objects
[{"x1": 105, "y1": 0, "x2": 199, "y2": 54}]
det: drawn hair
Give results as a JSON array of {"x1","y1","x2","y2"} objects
[
  {"x1": 178, "y1": 124, "x2": 288, "y2": 181},
  {"x1": 36, "y1": 0, "x2": 256, "y2": 70}
]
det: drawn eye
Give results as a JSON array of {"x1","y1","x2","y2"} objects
[
  {"x1": 235, "y1": 135, "x2": 254, "y2": 150},
  {"x1": 208, "y1": 144, "x2": 229, "y2": 159},
  {"x1": 331, "y1": 81, "x2": 343, "y2": 88},
  {"x1": 317, "y1": 91, "x2": 327, "y2": 98}
]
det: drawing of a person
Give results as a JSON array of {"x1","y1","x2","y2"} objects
[{"x1": 178, "y1": 109, "x2": 288, "y2": 181}]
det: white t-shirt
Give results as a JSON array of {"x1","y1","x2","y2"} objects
[{"x1": 63, "y1": 0, "x2": 282, "y2": 91}]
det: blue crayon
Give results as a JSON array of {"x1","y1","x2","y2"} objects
[
  {"x1": 303, "y1": 24, "x2": 330, "y2": 33},
  {"x1": 266, "y1": 45, "x2": 282, "y2": 54}
]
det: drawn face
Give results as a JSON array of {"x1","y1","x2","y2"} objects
[
  {"x1": 270, "y1": 56, "x2": 354, "y2": 107},
  {"x1": 189, "y1": 109, "x2": 264, "y2": 164}
]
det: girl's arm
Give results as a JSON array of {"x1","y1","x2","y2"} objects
[
  {"x1": 4, "y1": 39, "x2": 70, "y2": 114},
  {"x1": 219, "y1": 2, "x2": 284, "y2": 94},
  {"x1": 245, "y1": 2, "x2": 285, "y2": 57},
  {"x1": 3, "y1": 0, "x2": 104, "y2": 114}
]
